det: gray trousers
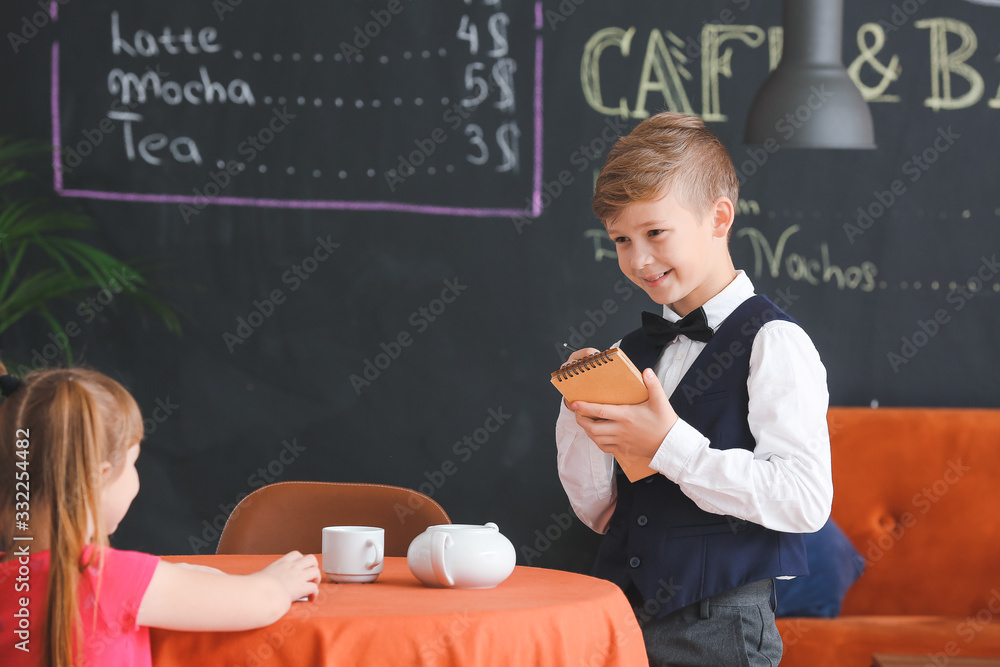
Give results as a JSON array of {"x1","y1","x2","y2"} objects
[{"x1": 629, "y1": 578, "x2": 782, "y2": 667}]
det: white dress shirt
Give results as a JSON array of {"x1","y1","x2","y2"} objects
[{"x1": 556, "y1": 271, "x2": 833, "y2": 536}]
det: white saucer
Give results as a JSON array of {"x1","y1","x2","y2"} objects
[{"x1": 325, "y1": 572, "x2": 379, "y2": 584}]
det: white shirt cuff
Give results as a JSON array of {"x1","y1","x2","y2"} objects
[{"x1": 650, "y1": 417, "x2": 708, "y2": 481}]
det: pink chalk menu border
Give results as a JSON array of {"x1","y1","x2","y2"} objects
[{"x1": 50, "y1": 2, "x2": 544, "y2": 219}]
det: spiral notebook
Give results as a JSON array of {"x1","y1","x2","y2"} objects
[{"x1": 550, "y1": 348, "x2": 657, "y2": 482}]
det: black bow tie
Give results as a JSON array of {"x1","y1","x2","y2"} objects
[{"x1": 642, "y1": 308, "x2": 714, "y2": 346}]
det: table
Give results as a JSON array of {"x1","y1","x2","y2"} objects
[
  {"x1": 873, "y1": 655, "x2": 1000, "y2": 667},
  {"x1": 150, "y1": 555, "x2": 647, "y2": 666}
]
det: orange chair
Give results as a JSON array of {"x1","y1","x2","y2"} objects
[{"x1": 216, "y1": 481, "x2": 450, "y2": 557}]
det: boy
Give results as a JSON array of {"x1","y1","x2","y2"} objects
[{"x1": 556, "y1": 112, "x2": 832, "y2": 666}]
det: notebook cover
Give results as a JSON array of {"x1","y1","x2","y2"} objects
[{"x1": 551, "y1": 348, "x2": 657, "y2": 482}]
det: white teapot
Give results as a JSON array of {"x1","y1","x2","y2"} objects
[{"x1": 407, "y1": 523, "x2": 516, "y2": 589}]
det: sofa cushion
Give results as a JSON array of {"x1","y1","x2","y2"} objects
[
  {"x1": 775, "y1": 519, "x2": 865, "y2": 618},
  {"x1": 777, "y1": 615, "x2": 1000, "y2": 667},
  {"x1": 828, "y1": 408, "x2": 1000, "y2": 616}
]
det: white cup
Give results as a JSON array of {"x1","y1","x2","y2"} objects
[{"x1": 322, "y1": 526, "x2": 384, "y2": 583}]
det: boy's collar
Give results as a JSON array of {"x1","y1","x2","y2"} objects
[{"x1": 660, "y1": 270, "x2": 755, "y2": 330}]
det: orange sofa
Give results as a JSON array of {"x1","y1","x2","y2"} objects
[{"x1": 776, "y1": 407, "x2": 1000, "y2": 666}]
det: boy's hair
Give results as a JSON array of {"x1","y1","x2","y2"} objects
[
  {"x1": 593, "y1": 112, "x2": 739, "y2": 224},
  {"x1": 0, "y1": 362, "x2": 143, "y2": 667}
]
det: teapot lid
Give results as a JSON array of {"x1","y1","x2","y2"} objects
[{"x1": 426, "y1": 522, "x2": 499, "y2": 532}]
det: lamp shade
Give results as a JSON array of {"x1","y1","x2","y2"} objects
[{"x1": 745, "y1": 0, "x2": 875, "y2": 149}]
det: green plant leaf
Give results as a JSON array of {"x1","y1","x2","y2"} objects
[
  {"x1": 0, "y1": 135, "x2": 182, "y2": 359},
  {"x1": 0, "y1": 242, "x2": 30, "y2": 303},
  {"x1": 38, "y1": 306, "x2": 74, "y2": 365}
]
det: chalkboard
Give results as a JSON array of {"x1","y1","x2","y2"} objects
[
  {"x1": 1, "y1": 0, "x2": 998, "y2": 573},
  {"x1": 52, "y1": 1, "x2": 539, "y2": 217}
]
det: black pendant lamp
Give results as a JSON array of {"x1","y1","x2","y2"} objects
[{"x1": 745, "y1": 0, "x2": 875, "y2": 149}]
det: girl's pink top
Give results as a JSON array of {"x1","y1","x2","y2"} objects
[{"x1": 0, "y1": 545, "x2": 160, "y2": 666}]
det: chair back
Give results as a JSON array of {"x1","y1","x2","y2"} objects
[{"x1": 216, "y1": 481, "x2": 450, "y2": 556}]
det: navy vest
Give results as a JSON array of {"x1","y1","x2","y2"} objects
[{"x1": 592, "y1": 295, "x2": 809, "y2": 618}]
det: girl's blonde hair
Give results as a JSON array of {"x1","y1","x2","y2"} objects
[
  {"x1": 593, "y1": 111, "x2": 739, "y2": 224},
  {"x1": 0, "y1": 361, "x2": 143, "y2": 667}
]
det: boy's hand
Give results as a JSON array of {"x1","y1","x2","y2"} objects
[
  {"x1": 561, "y1": 347, "x2": 602, "y2": 367},
  {"x1": 560, "y1": 348, "x2": 602, "y2": 408},
  {"x1": 569, "y1": 368, "x2": 678, "y2": 460},
  {"x1": 259, "y1": 551, "x2": 321, "y2": 602}
]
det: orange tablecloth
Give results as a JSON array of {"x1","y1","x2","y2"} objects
[{"x1": 151, "y1": 555, "x2": 646, "y2": 666}]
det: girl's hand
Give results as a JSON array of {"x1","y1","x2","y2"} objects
[
  {"x1": 138, "y1": 551, "x2": 321, "y2": 631},
  {"x1": 172, "y1": 562, "x2": 225, "y2": 575},
  {"x1": 257, "y1": 551, "x2": 321, "y2": 602}
]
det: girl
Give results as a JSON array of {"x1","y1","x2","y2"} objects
[{"x1": 0, "y1": 364, "x2": 320, "y2": 666}]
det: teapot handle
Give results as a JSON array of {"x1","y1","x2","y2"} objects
[{"x1": 431, "y1": 530, "x2": 454, "y2": 587}]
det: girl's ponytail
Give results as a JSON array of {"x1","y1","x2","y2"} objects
[{"x1": 43, "y1": 379, "x2": 108, "y2": 667}]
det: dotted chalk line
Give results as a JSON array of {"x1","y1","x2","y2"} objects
[
  {"x1": 232, "y1": 48, "x2": 448, "y2": 64},
  {"x1": 256, "y1": 95, "x2": 452, "y2": 108},
  {"x1": 213, "y1": 160, "x2": 457, "y2": 179}
]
